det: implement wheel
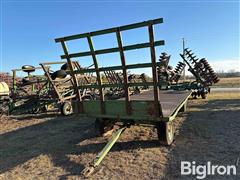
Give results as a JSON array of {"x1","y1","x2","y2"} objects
[
  {"x1": 22, "y1": 65, "x2": 35, "y2": 73},
  {"x1": 201, "y1": 92, "x2": 207, "y2": 99},
  {"x1": 32, "y1": 107, "x2": 40, "y2": 114},
  {"x1": 157, "y1": 121, "x2": 175, "y2": 146},
  {"x1": 51, "y1": 70, "x2": 67, "y2": 80},
  {"x1": 61, "y1": 101, "x2": 73, "y2": 116}
]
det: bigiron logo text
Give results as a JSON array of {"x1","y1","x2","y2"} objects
[{"x1": 181, "y1": 161, "x2": 237, "y2": 179}]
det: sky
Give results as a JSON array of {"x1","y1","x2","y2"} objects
[{"x1": 0, "y1": 0, "x2": 239, "y2": 76}]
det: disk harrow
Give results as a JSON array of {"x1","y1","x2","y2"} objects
[
  {"x1": 179, "y1": 48, "x2": 219, "y2": 98},
  {"x1": 182, "y1": 48, "x2": 219, "y2": 85},
  {"x1": 157, "y1": 52, "x2": 186, "y2": 84}
]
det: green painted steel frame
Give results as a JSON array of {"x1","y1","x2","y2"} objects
[
  {"x1": 55, "y1": 18, "x2": 177, "y2": 122},
  {"x1": 71, "y1": 90, "x2": 191, "y2": 123}
]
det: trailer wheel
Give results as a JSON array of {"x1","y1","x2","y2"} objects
[
  {"x1": 95, "y1": 118, "x2": 114, "y2": 136},
  {"x1": 157, "y1": 121, "x2": 175, "y2": 146},
  {"x1": 95, "y1": 118, "x2": 105, "y2": 136},
  {"x1": 61, "y1": 101, "x2": 73, "y2": 116}
]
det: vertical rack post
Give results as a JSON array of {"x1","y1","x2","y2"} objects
[
  {"x1": 116, "y1": 29, "x2": 131, "y2": 115},
  {"x1": 12, "y1": 70, "x2": 16, "y2": 92},
  {"x1": 87, "y1": 35, "x2": 105, "y2": 114},
  {"x1": 40, "y1": 64, "x2": 62, "y2": 100},
  {"x1": 148, "y1": 23, "x2": 163, "y2": 117},
  {"x1": 182, "y1": 38, "x2": 186, "y2": 81},
  {"x1": 60, "y1": 40, "x2": 83, "y2": 113}
]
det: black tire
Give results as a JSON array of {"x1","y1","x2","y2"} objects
[
  {"x1": 61, "y1": 101, "x2": 73, "y2": 116},
  {"x1": 51, "y1": 70, "x2": 67, "y2": 80},
  {"x1": 94, "y1": 118, "x2": 114, "y2": 136},
  {"x1": 191, "y1": 92, "x2": 197, "y2": 99},
  {"x1": 22, "y1": 77, "x2": 32, "y2": 84},
  {"x1": 95, "y1": 118, "x2": 105, "y2": 136},
  {"x1": 32, "y1": 107, "x2": 40, "y2": 114},
  {"x1": 157, "y1": 121, "x2": 175, "y2": 146},
  {"x1": 61, "y1": 63, "x2": 69, "y2": 70},
  {"x1": 22, "y1": 65, "x2": 35, "y2": 73},
  {"x1": 61, "y1": 63, "x2": 76, "y2": 71},
  {"x1": 201, "y1": 92, "x2": 207, "y2": 99}
]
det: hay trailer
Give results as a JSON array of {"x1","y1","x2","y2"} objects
[{"x1": 55, "y1": 18, "x2": 191, "y2": 176}]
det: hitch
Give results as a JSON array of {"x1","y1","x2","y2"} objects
[{"x1": 81, "y1": 126, "x2": 127, "y2": 177}]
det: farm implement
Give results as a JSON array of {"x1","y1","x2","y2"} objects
[
  {"x1": 179, "y1": 48, "x2": 219, "y2": 98},
  {"x1": 157, "y1": 49, "x2": 219, "y2": 99},
  {"x1": 7, "y1": 61, "x2": 95, "y2": 115},
  {"x1": 0, "y1": 82, "x2": 10, "y2": 115},
  {"x1": 10, "y1": 65, "x2": 49, "y2": 114},
  {"x1": 55, "y1": 17, "x2": 192, "y2": 176},
  {"x1": 40, "y1": 61, "x2": 95, "y2": 115}
]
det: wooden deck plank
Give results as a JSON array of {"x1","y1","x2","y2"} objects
[{"x1": 119, "y1": 90, "x2": 191, "y2": 117}]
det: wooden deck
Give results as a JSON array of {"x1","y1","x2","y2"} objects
[{"x1": 119, "y1": 90, "x2": 191, "y2": 117}]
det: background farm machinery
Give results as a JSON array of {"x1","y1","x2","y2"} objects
[
  {"x1": 0, "y1": 62, "x2": 96, "y2": 115},
  {"x1": 157, "y1": 49, "x2": 219, "y2": 99},
  {"x1": 0, "y1": 82, "x2": 10, "y2": 115},
  {"x1": 1, "y1": 50, "x2": 219, "y2": 116},
  {"x1": 10, "y1": 65, "x2": 49, "y2": 114},
  {"x1": 40, "y1": 61, "x2": 96, "y2": 115}
]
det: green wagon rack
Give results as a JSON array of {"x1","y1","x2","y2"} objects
[{"x1": 55, "y1": 18, "x2": 191, "y2": 176}]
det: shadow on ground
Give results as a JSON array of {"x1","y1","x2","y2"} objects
[
  {"x1": 0, "y1": 115, "x2": 96, "y2": 175},
  {"x1": 0, "y1": 113, "x2": 160, "y2": 178},
  {"x1": 0, "y1": 98, "x2": 239, "y2": 179},
  {"x1": 163, "y1": 98, "x2": 240, "y2": 179}
]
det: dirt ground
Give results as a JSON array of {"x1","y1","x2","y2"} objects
[{"x1": 0, "y1": 91, "x2": 240, "y2": 180}]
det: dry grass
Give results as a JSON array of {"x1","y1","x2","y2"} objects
[
  {"x1": 0, "y1": 91, "x2": 240, "y2": 179},
  {"x1": 208, "y1": 91, "x2": 240, "y2": 100},
  {"x1": 179, "y1": 77, "x2": 240, "y2": 88},
  {"x1": 213, "y1": 77, "x2": 240, "y2": 87}
]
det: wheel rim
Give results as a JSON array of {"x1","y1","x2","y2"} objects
[
  {"x1": 65, "y1": 103, "x2": 72, "y2": 115},
  {"x1": 65, "y1": 103, "x2": 72, "y2": 114}
]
